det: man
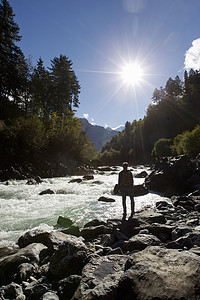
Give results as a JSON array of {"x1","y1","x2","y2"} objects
[{"x1": 118, "y1": 162, "x2": 134, "y2": 218}]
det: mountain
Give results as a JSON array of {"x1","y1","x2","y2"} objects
[
  {"x1": 80, "y1": 118, "x2": 119, "y2": 151},
  {"x1": 112, "y1": 125, "x2": 125, "y2": 132}
]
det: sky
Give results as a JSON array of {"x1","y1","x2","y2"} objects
[{"x1": 8, "y1": 0, "x2": 200, "y2": 129}]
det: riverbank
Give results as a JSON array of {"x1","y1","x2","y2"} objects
[{"x1": 1, "y1": 201, "x2": 200, "y2": 299}]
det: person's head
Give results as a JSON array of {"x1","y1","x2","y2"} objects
[{"x1": 122, "y1": 162, "x2": 128, "y2": 170}]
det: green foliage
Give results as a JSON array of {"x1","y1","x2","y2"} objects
[
  {"x1": 100, "y1": 70, "x2": 200, "y2": 165},
  {"x1": 172, "y1": 125, "x2": 200, "y2": 157},
  {"x1": 152, "y1": 138, "x2": 173, "y2": 159}
]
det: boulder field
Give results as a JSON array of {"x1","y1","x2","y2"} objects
[{"x1": 1, "y1": 201, "x2": 200, "y2": 299}]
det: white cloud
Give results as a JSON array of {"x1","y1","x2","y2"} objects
[
  {"x1": 83, "y1": 113, "x2": 89, "y2": 119},
  {"x1": 91, "y1": 118, "x2": 96, "y2": 125},
  {"x1": 184, "y1": 38, "x2": 200, "y2": 71}
]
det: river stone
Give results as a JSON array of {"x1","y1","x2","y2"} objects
[
  {"x1": 125, "y1": 233, "x2": 161, "y2": 252},
  {"x1": 98, "y1": 196, "x2": 115, "y2": 202},
  {"x1": 57, "y1": 216, "x2": 73, "y2": 228},
  {"x1": 117, "y1": 246, "x2": 200, "y2": 300},
  {"x1": 0, "y1": 243, "x2": 47, "y2": 284},
  {"x1": 73, "y1": 255, "x2": 129, "y2": 299},
  {"x1": 39, "y1": 189, "x2": 55, "y2": 195},
  {"x1": 41, "y1": 291, "x2": 59, "y2": 300}
]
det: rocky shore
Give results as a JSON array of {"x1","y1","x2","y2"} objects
[{"x1": 1, "y1": 155, "x2": 200, "y2": 299}]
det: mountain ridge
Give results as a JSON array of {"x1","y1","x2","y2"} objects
[{"x1": 80, "y1": 118, "x2": 122, "y2": 151}]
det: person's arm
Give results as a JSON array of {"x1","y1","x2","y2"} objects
[{"x1": 130, "y1": 172, "x2": 134, "y2": 186}]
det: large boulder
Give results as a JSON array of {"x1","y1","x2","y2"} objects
[
  {"x1": 145, "y1": 155, "x2": 196, "y2": 194},
  {"x1": 73, "y1": 255, "x2": 129, "y2": 299},
  {"x1": 49, "y1": 235, "x2": 88, "y2": 279},
  {"x1": 0, "y1": 243, "x2": 47, "y2": 284},
  {"x1": 117, "y1": 246, "x2": 200, "y2": 300},
  {"x1": 18, "y1": 229, "x2": 86, "y2": 254}
]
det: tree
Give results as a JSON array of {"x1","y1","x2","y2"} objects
[
  {"x1": 49, "y1": 55, "x2": 80, "y2": 116},
  {"x1": 0, "y1": 0, "x2": 26, "y2": 103},
  {"x1": 152, "y1": 138, "x2": 173, "y2": 158},
  {"x1": 30, "y1": 57, "x2": 51, "y2": 121}
]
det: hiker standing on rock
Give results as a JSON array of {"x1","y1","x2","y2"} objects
[{"x1": 118, "y1": 162, "x2": 134, "y2": 218}]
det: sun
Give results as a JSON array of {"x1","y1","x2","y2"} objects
[{"x1": 120, "y1": 62, "x2": 144, "y2": 86}]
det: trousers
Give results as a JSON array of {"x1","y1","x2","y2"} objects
[{"x1": 120, "y1": 186, "x2": 134, "y2": 214}]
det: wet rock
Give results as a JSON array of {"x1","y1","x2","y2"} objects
[
  {"x1": 83, "y1": 174, "x2": 94, "y2": 180},
  {"x1": 56, "y1": 216, "x2": 73, "y2": 228},
  {"x1": 98, "y1": 196, "x2": 115, "y2": 202},
  {"x1": 39, "y1": 189, "x2": 55, "y2": 195},
  {"x1": 69, "y1": 178, "x2": 82, "y2": 183},
  {"x1": 117, "y1": 246, "x2": 200, "y2": 300},
  {"x1": 24, "y1": 281, "x2": 51, "y2": 299},
  {"x1": 62, "y1": 225, "x2": 81, "y2": 237},
  {"x1": 0, "y1": 243, "x2": 47, "y2": 284}
]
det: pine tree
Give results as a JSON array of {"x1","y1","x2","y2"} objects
[
  {"x1": 0, "y1": 0, "x2": 25, "y2": 103},
  {"x1": 49, "y1": 55, "x2": 80, "y2": 116}
]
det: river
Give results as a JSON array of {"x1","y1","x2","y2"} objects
[{"x1": 0, "y1": 166, "x2": 169, "y2": 248}]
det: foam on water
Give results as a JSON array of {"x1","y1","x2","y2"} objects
[{"x1": 0, "y1": 166, "x2": 169, "y2": 247}]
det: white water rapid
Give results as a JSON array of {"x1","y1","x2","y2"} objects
[{"x1": 0, "y1": 166, "x2": 169, "y2": 248}]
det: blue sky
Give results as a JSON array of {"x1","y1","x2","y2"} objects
[{"x1": 9, "y1": 0, "x2": 200, "y2": 129}]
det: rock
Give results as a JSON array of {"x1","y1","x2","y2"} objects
[
  {"x1": 57, "y1": 275, "x2": 81, "y2": 300},
  {"x1": 73, "y1": 255, "x2": 129, "y2": 299},
  {"x1": 39, "y1": 189, "x2": 55, "y2": 195},
  {"x1": 156, "y1": 200, "x2": 173, "y2": 210},
  {"x1": 134, "y1": 170, "x2": 148, "y2": 178},
  {"x1": 98, "y1": 196, "x2": 115, "y2": 202},
  {"x1": 171, "y1": 232, "x2": 200, "y2": 249},
  {"x1": 84, "y1": 219, "x2": 107, "y2": 228},
  {"x1": 49, "y1": 246, "x2": 87, "y2": 279},
  {"x1": 69, "y1": 178, "x2": 82, "y2": 183},
  {"x1": 134, "y1": 184, "x2": 149, "y2": 196},
  {"x1": 145, "y1": 155, "x2": 196, "y2": 194},
  {"x1": 97, "y1": 166, "x2": 113, "y2": 171},
  {"x1": 117, "y1": 246, "x2": 200, "y2": 300},
  {"x1": 18, "y1": 229, "x2": 86, "y2": 254},
  {"x1": 41, "y1": 291, "x2": 59, "y2": 300},
  {"x1": 24, "y1": 282, "x2": 51, "y2": 299},
  {"x1": 62, "y1": 225, "x2": 81, "y2": 237},
  {"x1": 136, "y1": 209, "x2": 166, "y2": 224},
  {"x1": 81, "y1": 225, "x2": 113, "y2": 240},
  {"x1": 56, "y1": 216, "x2": 73, "y2": 228},
  {"x1": 0, "y1": 243, "x2": 47, "y2": 284},
  {"x1": 82, "y1": 174, "x2": 94, "y2": 180},
  {"x1": 0, "y1": 283, "x2": 24, "y2": 299},
  {"x1": 125, "y1": 234, "x2": 161, "y2": 252},
  {"x1": 13, "y1": 262, "x2": 35, "y2": 283},
  {"x1": 147, "y1": 223, "x2": 174, "y2": 242}
]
